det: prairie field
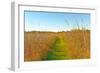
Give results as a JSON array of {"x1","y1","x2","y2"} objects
[{"x1": 24, "y1": 30, "x2": 90, "y2": 61}]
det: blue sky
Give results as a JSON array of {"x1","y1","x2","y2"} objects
[{"x1": 24, "y1": 11, "x2": 90, "y2": 32}]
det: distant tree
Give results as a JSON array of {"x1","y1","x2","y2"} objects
[{"x1": 46, "y1": 36, "x2": 70, "y2": 60}]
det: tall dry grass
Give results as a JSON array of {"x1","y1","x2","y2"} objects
[{"x1": 24, "y1": 30, "x2": 90, "y2": 61}]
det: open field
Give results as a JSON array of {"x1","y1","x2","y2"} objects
[{"x1": 24, "y1": 30, "x2": 90, "y2": 61}]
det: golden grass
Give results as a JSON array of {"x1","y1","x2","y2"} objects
[{"x1": 24, "y1": 30, "x2": 90, "y2": 61}]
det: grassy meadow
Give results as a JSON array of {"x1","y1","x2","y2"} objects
[{"x1": 24, "y1": 30, "x2": 90, "y2": 61}]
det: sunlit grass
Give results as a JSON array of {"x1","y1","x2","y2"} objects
[{"x1": 24, "y1": 30, "x2": 90, "y2": 61}]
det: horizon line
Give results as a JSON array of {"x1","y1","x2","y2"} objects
[{"x1": 25, "y1": 28, "x2": 90, "y2": 32}]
